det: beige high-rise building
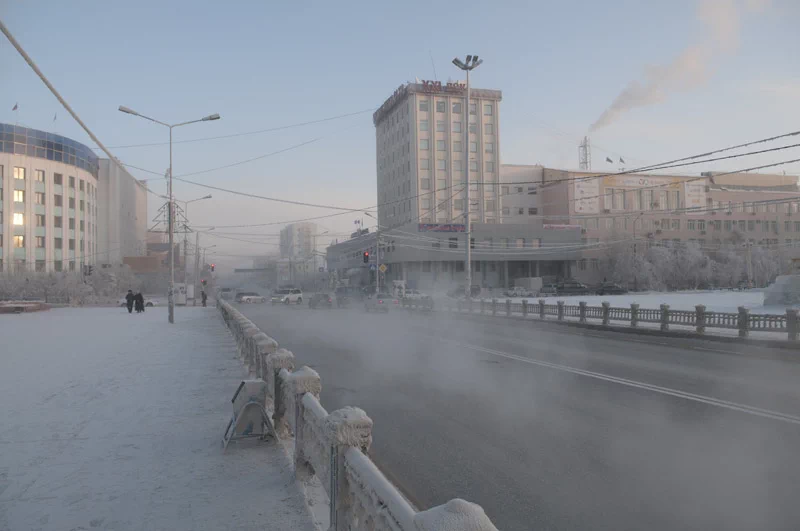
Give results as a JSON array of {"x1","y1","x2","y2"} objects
[{"x1": 374, "y1": 81, "x2": 502, "y2": 229}]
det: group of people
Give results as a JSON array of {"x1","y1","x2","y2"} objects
[{"x1": 124, "y1": 290, "x2": 146, "y2": 314}]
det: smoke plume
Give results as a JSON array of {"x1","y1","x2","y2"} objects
[{"x1": 590, "y1": 0, "x2": 769, "y2": 131}]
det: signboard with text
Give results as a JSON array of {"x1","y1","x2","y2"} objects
[
  {"x1": 543, "y1": 224, "x2": 582, "y2": 231},
  {"x1": 418, "y1": 223, "x2": 466, "y2": 233}
]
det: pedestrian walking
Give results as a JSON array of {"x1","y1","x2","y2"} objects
[
  {"x1": 125, "y1": 290, "x2": 135, "y2": 314},
  {"x1": 134, "y1": 292, "x2": 145, "y2": 313},
  {"x1": 201, "y1": 290, "x2": 207, "y2": 307}
]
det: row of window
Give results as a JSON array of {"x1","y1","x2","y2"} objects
[
  {"x1": 578, "y1": 217, "x2": 795, "y2": 233},
  {"x1": 0, "y1": 234, "x2": 87, "y2": 250},
  {"x1": 419, "y1": 120, "x2": 495, "y2": 135},
  {"x1": 419, "y1": 159, "x2": 495, "y2": 172},
  {"x1": 420, "y1": 177, "x2": 498, "y2": 191},
  {"x1": 0, "y1": 259, "x2": 87, "y2": 273},
  {"x1": 419, "y1": 139, "x2": 495, "y2": 153},
  {"x1": 419, "y1": 100, "x2": 494, "y2": 116},
  {"x1": 9, "y1": 212, "x2": 93, "y2": 233},
  {"x1": 4, "y1": 166, "x2": 97, "y2": 197}
]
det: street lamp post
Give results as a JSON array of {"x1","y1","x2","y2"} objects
[
  {"x1": 310, "y1": 230, "x2": 329, "y2": 291},
  {"x1": 119, "y1": 106, "x2": 219, "y2": 323},
  {"x1": 452, "y1": 55, "x2": 483, "y2": 299}
]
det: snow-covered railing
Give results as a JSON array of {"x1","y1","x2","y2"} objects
[
  {"x1": 216, "y1": 299, "x2": 498, "y2": 531},
  {"x1": 400, "y1": 297, "x2": 800, "y2": 341}
]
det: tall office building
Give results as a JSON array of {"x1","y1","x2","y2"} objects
[{"x1": 374, "y1": 81, "x2": 502, "y2": 229}]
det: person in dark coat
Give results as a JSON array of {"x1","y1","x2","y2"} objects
[
  {"x1": 125, "y1": 290, "x2": 135, "y2": 314},
  {"x1": 134, "y1": 292, "x2": 145, "y2": 313},
  {"x1": 201, "y1": 290, "x2": 207, "y2": 307}
]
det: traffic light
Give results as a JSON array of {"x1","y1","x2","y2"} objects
[
  {"x1": 211, "y1": 263, "x2": 215, "y2": 272},
  {"x1": 201, "y1": 279, "x2": 207, "y2": 287},
  {"x1": 363, "y1": 251, "x2": 369, "y2": 264}
]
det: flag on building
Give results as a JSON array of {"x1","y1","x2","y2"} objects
[
  {"x1": 619, "y1": 157, "x2": 625, "y2": 164},
  {"x1": 605, "y1": 156, "x2": 613, "y2": 163},
  {"x1": 53, "y1": 112, "x2": 57, "y2": 122},
  {"x1": 12, "y1": 103, "x2": 18, "y2": 111}
]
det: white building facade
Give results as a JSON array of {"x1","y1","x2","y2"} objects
[
  {"x1": 97, "y1": 159, "x2": 148, "y2": 266},
  {"x1": 0, "y1": 124, "x2": 99, "y2": 273},
  {"x1": 374, "y1": 81, "x2": 502, "y2": 229}
]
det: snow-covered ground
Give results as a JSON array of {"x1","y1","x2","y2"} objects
[
  {"x1": 0, "y1": 307, "x2": 315, "y2": 531},
  {"x1": 504, "y1": 289, "x2": 785, "y2": 314}
]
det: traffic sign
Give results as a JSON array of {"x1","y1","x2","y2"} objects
[
  {"x1": 379, "y1": 264, "x2": 387, "y2": 273},
  {"x1": 369, "y1": 264, "x2": 377, "y2": 271}
]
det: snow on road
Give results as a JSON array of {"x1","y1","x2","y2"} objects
[{"x1": 0, "y1": 307, "x2": 315, "y2": 531}]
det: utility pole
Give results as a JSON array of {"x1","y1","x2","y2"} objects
[
  {"x1": 746, "y1": 240, "x2": 754, "y2": 288},
  {"x1": 193, "y1": 231, "x2": 200, "y2": 306},
  {"x1": 452, "y1": 54, "x2": 483, "y2": 299}
]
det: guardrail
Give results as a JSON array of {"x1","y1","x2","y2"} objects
[
  {"x1": 217, "y1": 299, "x2": 498, "y2": 531},
  {"x1": 400, "y1": 298, "x2": 800, "y2": 341}
]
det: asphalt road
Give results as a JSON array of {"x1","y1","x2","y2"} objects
[{"x1": 238, "y1": 301, "x2": 800, "y2": 531}]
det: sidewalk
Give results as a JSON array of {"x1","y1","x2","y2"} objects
[{"x1": 0, "y1": 306, "x2": 316, "y2": 531}]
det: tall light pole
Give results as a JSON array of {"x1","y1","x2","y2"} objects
[
  {"x1": 452, "y1": 55, "x2": 483, "y2": 299},
  {"x1": 119, "y1": 106, "x2": 219, "y2": 323},
  {"x1": 310, "y1": 230, "x2": 329, "y2": 291}
]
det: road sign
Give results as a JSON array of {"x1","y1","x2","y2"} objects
[
  {"x1": 379, "y1": 264, "x2": 387, "y2": 273},
  {"x1": 369, "y1": 264, "x2": 377, "y2": 271}
]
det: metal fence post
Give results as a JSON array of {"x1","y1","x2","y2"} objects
[
  {"x1": 630, "y1": 303, "x2": 639, "y2": 328},
  {"x1": 738, "y1": 306, "x2": 749, "y2": 338},
  {"x1": 505, "y1": 299, "x2": 511, "y2": 317},
  {"x1": 787, "y1": 309, "x2": 799, "y2": 341},
  {"x1": 660, "y1": 304, "x2": 670, "y2": 332},
  {"x1": 557, "y1": 301, "x2": 565, "y2": 321},
  {"x1": 579, "y1": 301, "x2": 587, "y2": 323},
  {"x1": 492, "y1": 298, "x2": 497, "y2": 316},
  {"x1": 521, "y1": 299, "x2": 528, "y2": 317},
  {"x1": 601, "y1": 302, "x2": 610, "y2": 326},
  {"x1": 539, "y1": 299, "x2": 545, "y2": 319},
  {"x1": 695, "y1": 304, "x2": 706, "y2": 335}
]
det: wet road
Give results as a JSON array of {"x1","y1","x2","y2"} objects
[{"x1": 239, "y1": 302, "x2": 800, "y2": 530}]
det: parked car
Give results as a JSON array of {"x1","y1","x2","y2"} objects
[
  {"x1": 403, "y1": 288, "x2": 434, "y2": 310},
  {"x1": 539, "y1": 284, "x2": 559, "y2": 296},
  {"x1": 271, "y1": 288, "x2": 303, "y2": 305},
  {"x1": 217, "y1": 287, "x2": 234, "y2": 300},
  {"x1": 505, "y1": 286, "x2": 534, "y2": 298},
  {"x1": 309, "y1": 292, "x2": 334, "y2": 309},
  {"x1": 118, "y1": 295, "x2": 157, "y2": 307},
  {"x1": 447, "y1": 285, "x2": 482, "y2": 298},
  {"x1": 556, "y1": 280, "x2": 590, "y2": 296},
  {"x1": 595, "y1": 282, "x2": 628, "y2": 295},
  {"x1": 236, "y1": 292, "x2": 266, "y2": 303},
  {"x1": 364, "y1": 291, "x2": 399, "y2": 313}
]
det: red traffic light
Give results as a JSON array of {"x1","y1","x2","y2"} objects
[
  {"x1": 363, "y1": 251, "x2": 369, "y2": 263},
  {"x1": 211, "y1": 263, "x2": 216, "y2": 271}
]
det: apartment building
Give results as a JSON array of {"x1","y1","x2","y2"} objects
[{"x1": 374, "y1": 80, "x2": 502, "y2": 229}]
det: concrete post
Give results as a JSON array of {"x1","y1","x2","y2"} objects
[
  {"x1": 579, "y1": 301, "x2": 587, "y2": 323},
  {"x1": 467, "y1": 297, "x2": 473, "y2": 313},
  {"x1": 521, "y1": 299, "x2": 528, "y2": 317},
  {"x1": 480, "y1": 298, "x2": 486, "y2": 314},
  {"x1": 557, "y1": 300, "x2": 565, "y2": 321},
  {"x1": 695, "y1": 304, "x2": 706, "y2": 335},
  {"x1": 631, "y1": 303, "x2": 639, "y2": 328},
  {"x1": 505, "y1": 299, "x2": 511, "y2": 317},
  {"x1": 268, "y1": 350, "x2": 295, "y2": 437},
  {"x1": 787, "y1": 309, "x2": 799, "y2": 341},
  {"x1": 601, "y1": 302, "x2": 610, "y2": 326},
  {"x1": 289, "y1": 366, "x2": 322, "y2": 477},
  {"x1": 738, "y1": 306, "x2": 749, "y2": 338},
  {"x1": 660, "y1": 304, "x2": 670, "y2": 332},
  {"x1": 327, "y1": 407, "x2": 373, "y2": 531},
  {"x1": 414, "y1": 499, "x2": 499, "y2": 531},
  {"x1": 539, "y1": 299, "x2": 545, "y2": 319},
  {"x1": 250, "y1": 332, "x2": 270, "y2": 378},
  {"x1": 492, "y1": 298, "x2": 497, "y2": 316}
]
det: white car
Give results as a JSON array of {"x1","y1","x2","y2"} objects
[
  {"x1": 240, "y1": 294, "x2": 266, "y2": 304},
  {"x1": 118, "y1": 295, "x2": 158, "y2": 307},
  {"x1": 271, "y1": 288, "x2": 303, "y2": 305}
]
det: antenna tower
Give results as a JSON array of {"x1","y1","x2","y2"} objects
[{"x1": 579, "y1": 136, "x2": 591, "y2": 170}]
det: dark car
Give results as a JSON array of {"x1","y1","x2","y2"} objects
[
  {"x1": 596, "y1": 282, "x2": 628, "y2": 295},
  {"x1": 334, "y1": 286, "x2": 361, "y2": 307},
  {"x1": 309, "y1": 292, "x2": 333, "y2": 309},
  {"x1": 447, "y1": 285, "x2": 482, "y2": 298},
  {"x1": 364, "y1": 291, "x2": 399, "y2": 313},
  {"x1": 556, "y1": 280, "x2": 590, "y2": 296}
]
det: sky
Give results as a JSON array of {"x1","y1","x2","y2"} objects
[{"x1": 2, "y1": 0, "x2": 799, "y2": 267}]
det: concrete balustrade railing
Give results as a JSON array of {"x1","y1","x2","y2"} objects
[
  {"x1": 399, "y1": 297, "x2": 800, "y2": 342},
  {"x1": 216, "y1": 300, "x2": 498, "y2": 531}
]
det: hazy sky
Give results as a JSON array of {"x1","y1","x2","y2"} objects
[{"x1": 2, "y1": 0, "x2": 799, "y2": 266}]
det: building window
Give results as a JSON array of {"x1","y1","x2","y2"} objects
[
  {"x1": 449, "y1": 238, "x2": 458, "y2": 249},
  {"x1": 518, "y1": 207, "x2": 524, "y2": 215},
  {"x1": 69, "y1": 239, "x2": 75, "y2": 251},
  {"x1": 14, "y1": 167, "x2": 25, "y2": 180},
  {"x1": 469, "y1": 142, "x2": 478, "y2": 153},
  {"x1": 68, "y1": 197, "x2": 75, "y2": 209},
  {"x1": 69, "y1": 261, "x2": 75, "y2": 272},
  {"x1": 516, "y1": 238, "x2": 525, "y2": 248},
  {"x1": 69, "y1": 176, "x2": 75, "y2": 188},
  {"x1": 419, "y1": 100, "x2": 429, "y2": 112},
  {"x1": 53, "y1": 173, "x2": 62, "y2": 185},
  {"x1": 436, "y1": 140, "x2": 446, "y2": 151},
  {"x1": 469, "y1": 103, "x2": 477, "y2": 115},
  {"x1": 453, "y1": 122, "x2": 462, "y2": 133},
  {"x1": 698, "y1": 220, "x2": 706, "y2": 231},
  {"x1": 79, "y1": 180, "x2": 85, "y2": 191},
  {"x1": 485, "y1": 200, "x2": 496, "y2": 212},
  {"x1": 529, "y1": 208, "x2": 538, "y2": 215},
  {"x1": 453, "y1": 160, "x2": 463, "y2": 171},
  {"x1": 484, "y1": 123, "x2": 494, "y2": 135},
  {"x1": 54, "y1": 237, "x2": 62, "y2": 249},
  {"x1": 436, "y1": 101, "x2": 446, "y2": 113},
  {"x1": 452, "y1": 102, "x2": 462, "y2": 114},
  {"x1": 484, "y1": 104, "x2": 493, "y2": 116},
  {"x1": 786, "y1": 221, "x2": 792, "y2": 232},
  {"x1": 80, "y1": 200, "x2": 84, "y2": 212},
  {"x1": 502, "y1": 206, "x2": 510, "y2": 215},
  {"x1": 454, "y1": 198, "x2": 464, "y2": 211},
  {"x1": 469, "y1": 161, "x2": 478, "y2": 172},
  {"x1": 421, "y1": 198, "x2": 431, "y2": 210},
  {"x1": 437, "y1": 159, "x2": 447, "y2": 170},
  {"x1": 436, "y1": 120, "x2": 446, "y2": 132},
  {"x1": 34, "y1": 169, "x2": 45, "y2": 182},
  {"x1": 420, "y1": 158, "x2": 430, "y2": 170},
  {"x1": 13, "y1": 189, "x2": 24, "y2": 202},
  {"x1": 453, "y1": 141, "x2": 462, "y2": 152},
  {"x1": 69, "y1": 218, "x2": 75, "y2": 230},
  {"x1": 35, "y1": 236, "x2": 45, "y2": 248},
  {"x1": 420, "y1": 178, "x2": 431, "y2": 191},
  {"x1": 485, "y1": 161, "x2": 495, "y2": 172},
  {"x1": 14, "y1": 235, "x2": 24, "y2": 248},
  {"x1": 469, "y1": 123, "x2": 478, "y2": 134},
  {"x1": 420, "y1": 139, "x2": 429, "y2": 150},
  {"x1": 36, "y1": 214, "x2": 45, "y2": 227},
  {"x1": 13, "y1": 213, "x2": 24, "y2": 226},
  {"x1": 80, "y1": 220, "x2": 85, "y2": 232},
  {"x1": 35, "y1": 192, "x2": 45, "y2": 205},
  {"x1": 54, "y1": 216, "x2": 62, "y2": 228},
  {"x1": 436, "y1": 178, "x2": 447, "y2": 190},
  {"x1": 420, "y1": 120, "x2": 429, "y2": 131}
]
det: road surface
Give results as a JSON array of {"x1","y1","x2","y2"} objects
[{"x1": 239, "y1": 301, "x2": 800, "y2": 531}]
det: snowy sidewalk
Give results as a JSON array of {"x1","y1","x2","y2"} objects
[{"x1": 0, "y1": 307, "x2": 316, "y2": 531}]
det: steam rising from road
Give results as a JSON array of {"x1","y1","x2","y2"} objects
[{"x1": 590, "y1": 0, "x2": 770, "y2": 131}]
